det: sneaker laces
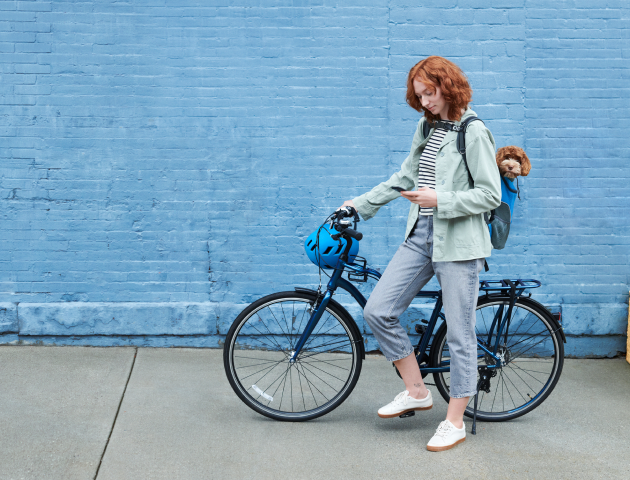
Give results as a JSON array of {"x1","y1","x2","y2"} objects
[
  {"x1": 434, "y1": 420, "x2": 454, "y2": 437},
  {"x1": 392, "y1": 390, "x2": 409, "y2": 406}
]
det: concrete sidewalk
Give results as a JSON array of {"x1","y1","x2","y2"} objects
[{"x1": 0, "y1": 347, "x2": 628, "y2": 480}]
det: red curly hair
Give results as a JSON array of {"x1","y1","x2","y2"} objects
[{"x1": 406, "y1": 56, "x2": 472, "y2": 122}]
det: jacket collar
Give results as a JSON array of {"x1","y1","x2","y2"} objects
[{"x1": 453, "y1": 107, "x2": 476, "y2": 126}]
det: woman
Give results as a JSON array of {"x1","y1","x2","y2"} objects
[{"x1": 339, "y1": 56, "x2": 501, "y2": 451}]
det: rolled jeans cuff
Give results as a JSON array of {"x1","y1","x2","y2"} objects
[
  {"x1": 385, "y1": 347, "x2": 415, "y2": 363},
  {"x1": 450, "y1": 391, "x2": 477, "y2": 399}
]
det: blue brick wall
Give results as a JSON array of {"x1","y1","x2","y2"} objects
[{"x1": 0, "y1": 0, "x2": 627, "y2": 356}]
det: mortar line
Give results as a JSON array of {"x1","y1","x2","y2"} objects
[{"x1": 93, "y1": 347, "x2": 138, "y2": 480}]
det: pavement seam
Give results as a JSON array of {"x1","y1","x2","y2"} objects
[{"x1": 93, "y1": 347, "x2": 138, "y2": 480}]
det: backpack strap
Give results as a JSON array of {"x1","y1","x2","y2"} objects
[
  {"x1": 423, "y1": 118, "x2": 472, "y2": 139},
  {"x1": 423, "y1": 115, "x2": 486, "y2": 189},
  {"x1": 422, "y1": 119, "x2": 431, "y2": 140},
  {"x1": 456, "y1": 116, "x2": 484, "y2": 187}
]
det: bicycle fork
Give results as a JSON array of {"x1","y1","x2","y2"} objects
[{"x1": 289, "y1": 267, "x2": 344, "y2": 363}]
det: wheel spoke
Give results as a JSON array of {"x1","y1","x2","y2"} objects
[
  {"x1": 298, "y1": 359, "x2": 348, "y2": 384},
  {"x1": 505, "y1": 362, "x2": 537, "y2": 394},
  {"x1": 278, "y1": 366, "x2": 290, "y2": 411},
  {"x1": 292, "y1": 302, "x2": 310, "y2": 349},
  {"x1": 499, "y1": 370, "x2": 505, "y2": 411},
  {"x1": 267, "y1": 305, "x2": 291, "y2": 339},
  {"x1": 509, "y1": 335, "x2": 555, "y2": 361},
  {"x1": 301, "y1": 357, "x2": 351, "y2": 372},
  {"x1": 234, "y1": 357, "x2": 286, "y2": 369},
  {"x1": 302, "y1": 313, "x2": 342, "y2": 350},
  {"x1": 509, "y1": 362, "x2": 548, "y2": 385},
  {"x1": 289, "y1": 363, "x2": 294, "y2": 412},
  {"x1": 298, "y1": 361, "x2": 340, "y2": 393},
  {"x1": 239, "y1": 360, "x2": 285, "y2": 381},
  {"x1": 246, "y1": 319, "x2": 286, "y2": 351},
  {"x1": 508, "y1": 330, "x2": 551, "y2": 350},
  {"x1": 296, "y1": 362, "x2": 307, "y2": 411},
  {"x1": 295, "y1": 361, "x2": 328, "y2": 404},
  {"x1": 265, "y1": 363, "x2": 293, "y2": 398},
  {"x1": 501, "y1": 366, "x2": 529, "y2": 403},
  {"x1": 297, "y1": 340, "x2": 353, "y2": 360},
  {"x1": 490, "y1": 373, "x2": 500, "y2": 412},
  {"x1": 508, "y1": 362, "x2": 552, "y2": 376}
]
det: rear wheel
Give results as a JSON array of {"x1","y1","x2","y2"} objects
[
  {"x1": 223, "y1": 291, "x2": 363, "y2": 421},
  {"x1": 431, "y1": 296, "x2": 564, "y2": 421}
]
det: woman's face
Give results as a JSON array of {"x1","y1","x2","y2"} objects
[{"x1": 413, "y1": 79, "x2": 450, "y2": 120}]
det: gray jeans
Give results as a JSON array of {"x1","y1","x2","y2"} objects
[{"x1": 363, "y1": 215, "x2": 484, "y2": 398}]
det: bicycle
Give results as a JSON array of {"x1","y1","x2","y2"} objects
[{"x1": 223, "y1": 207, "x2": 565, "y2": 432}]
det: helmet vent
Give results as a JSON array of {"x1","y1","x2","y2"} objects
[
  {"x1": 310, "y1": 244, "x2": 316, "y2": 251},
  {"x1": 334, "y1": 244, "x2": 343, "y2": 254},
  {"x1": 306, "y1": 240, "x2": 313, "y2": 247},
  {"x1": 323, "y1": 246, "x2": 333, "y2": 254}
]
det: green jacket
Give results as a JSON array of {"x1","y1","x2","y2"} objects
[{"x1": 352, "y1": 108, "x2": 501, "y2": 262}]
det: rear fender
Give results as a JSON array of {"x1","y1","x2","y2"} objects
[
  {"x1": 518, "y1": 297, "x2": 567, "y2": 344},
  {"x1": 481, "y1": 294, "x2": 566, "y2": 344}
]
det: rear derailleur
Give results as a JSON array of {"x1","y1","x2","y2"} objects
[{"x1": 477, "y1": 366, "x2": 497, "y2": 394}]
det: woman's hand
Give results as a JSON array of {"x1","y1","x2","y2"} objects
[
  {"x1": 401, "y1": 187, "x2": 437, "y2": 208},
  {"x1": 337, "y1": 199, "x2": 356, "y2": 211}
]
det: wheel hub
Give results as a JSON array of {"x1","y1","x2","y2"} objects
[
  {"x1": 497, "y1": 345, "x2": 510, "y2": 366},
  {"x1": 287, "y1": 350, "x2": 296, "y2": 363},
  {"x1": 485, "y1": 345, "x2": 510, "y2": 367}
]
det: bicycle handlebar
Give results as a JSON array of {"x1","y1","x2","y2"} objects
[
  {"x1": 335, "y1": 206, "x2": 357, "y2": 220},
  {"x1": 342, "y1": 228, "x2": 363, "y2": 241}
]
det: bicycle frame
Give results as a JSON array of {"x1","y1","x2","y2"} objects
[{"x1": 290, "y1": 251, "x2": 542, "y2": 376}]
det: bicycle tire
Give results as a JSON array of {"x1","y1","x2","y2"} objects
[
  {"x1": 223, "y1": 291, "x2": 363, "y2": 421},
  {"x1": 430, "y1": 296, "x2": 564, "y2": 422}
]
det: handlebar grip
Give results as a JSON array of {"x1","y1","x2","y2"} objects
[{"x1": 343, "y1": 228, "x2": 363, "y2": 241}]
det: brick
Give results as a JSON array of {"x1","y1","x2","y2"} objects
[
  {"x1": 0, "y1": 10, "x2": 35, "y2": 21},
  {"x1": 17, "y1": 2, "x2": 52, "y2": 12},
  {"x1": 13, "y1": 62, "x2": 49, "y2": 73}
]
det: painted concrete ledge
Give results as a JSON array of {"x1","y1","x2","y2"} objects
[
  {"x1": 6, "y1": 301, "x2": 627, "y2": 337},
  {"x1": 1, "y1": 334, "x2": 224, "y2": 348},
  {"x1": 0, "y1": 303, "x2": 18, "y2": 333},
  {"x1": 561, "y1": 303, "x2": 629, "y2": 336},
  {"x1": 0, "y1": 301, "x2": 626, "y2": 357},
  {"x1": 17, "y1": 302, "x2": 225, "y2": 336}
]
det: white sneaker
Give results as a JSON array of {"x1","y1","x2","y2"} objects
[
  {"x1": 377, "y1": 390, "x2": 433, "y2": 418},
  {"x1": 426, "y1": 419, "x2": 466, "y2": 452}
]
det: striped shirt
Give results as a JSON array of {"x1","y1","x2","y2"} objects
[{"x1": 418, "y1": 122, "x2": 452, "y2": 216}]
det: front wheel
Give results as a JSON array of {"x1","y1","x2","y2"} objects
[
  {"x1": 223, "y1": 291, "x2": 363, "y2": 421},
  {"x1": 431, "y1": 296, "x2": 564, "y2": 422}
]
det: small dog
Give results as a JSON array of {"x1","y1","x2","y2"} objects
[{"x1": 495, "y1": 146, "x2": 531, "y2": 180}]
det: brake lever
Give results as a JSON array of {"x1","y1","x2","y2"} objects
[{"x1": 341, "y1": 206, "x2": 360, "y2": 229}]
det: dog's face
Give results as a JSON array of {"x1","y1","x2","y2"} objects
[{"x1": 496, "y1": 146, "x2": 531, "y2": 180}]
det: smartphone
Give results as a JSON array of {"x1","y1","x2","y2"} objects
[{"x1": 390, "y1": 186, "x2": 406, "y2": 193}]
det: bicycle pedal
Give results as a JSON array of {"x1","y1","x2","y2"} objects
[{"x1": 398, "y1": 411, "x2": 415, "y2": 419}]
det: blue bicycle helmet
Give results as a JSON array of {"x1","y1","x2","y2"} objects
[{"x1": 304, "y1": 223, "x2": 359, "y2": 269}]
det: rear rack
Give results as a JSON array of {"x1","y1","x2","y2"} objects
[{"x1": 479, "y1": 279, "x2": 541, "y2": 292}]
